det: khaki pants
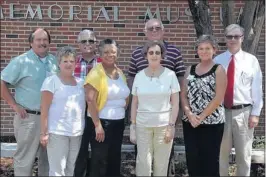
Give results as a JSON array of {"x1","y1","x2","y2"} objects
[
  {"x1": 219, "y1": 106, "x2": 254, "y2": 176},
  {"x1": 47, "y1": 133, "x2": 82, "y2": 176},
  {"x1": 136, "y1": 125, "x2": 173, "y2": 176},
  {"x1": 13, "y1": 114, "x2": 49, "y2": 176}
]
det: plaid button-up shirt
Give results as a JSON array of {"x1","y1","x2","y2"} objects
[{"x1": 74, "y1": 55, "x2": 102, "y2": 79}]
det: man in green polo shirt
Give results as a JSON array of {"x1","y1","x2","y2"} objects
[{"x1": 1, "y1": 28, "x2": 58, "y2": 176}]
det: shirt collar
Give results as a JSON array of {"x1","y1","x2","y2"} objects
[
  {"x1": 28, "y1": 49, "x2": 48, "y2": 63},
  {"x1": 226, "y1": 49, "x2": 243, "y2": 60},
  {"x1": 77, "y1": 54, "x2": 97, "y2": 63}
]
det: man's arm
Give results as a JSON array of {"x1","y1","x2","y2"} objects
[
  {"x1": 174, "y1": 50, "x2": 186, "y2": 122},
  {"x1": 126, "y1": 50, "x2": 138, "y2": 122},
  {"x1": 127, "y1": 76, "x2": 134, "y2": 91},
  {"x1": 177, "y1": 76, "x2": 184, "y2": 88},
  {"x1": 249, "y1": 58, "x2": 263, "y2": 128},
  {"x1": 1, "y1": 80, "x2": 27, "y2": 118}
]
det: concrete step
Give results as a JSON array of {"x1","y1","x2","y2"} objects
[{"x1": 1, "y1": 143, "x2": 264, "y2": 164}]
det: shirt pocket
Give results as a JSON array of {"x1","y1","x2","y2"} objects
[{"x1": 240, "y1": 71, "x2": 253, "y2": 86}]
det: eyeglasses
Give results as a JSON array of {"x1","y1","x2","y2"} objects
[
  {"x1": 148, "y1": 51, "x2": 161, "y2": 55},
  {"x1": 146, "y1": 26, "x2": 162, "y2": 32},
  {"x1": 79, "y1": 39, "x2": 96, "y2": 45},
  {"x1": 225, "y1": 35, "x2": 243, "y2": 40}
]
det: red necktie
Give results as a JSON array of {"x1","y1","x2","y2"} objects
[{"x1": 224, "y1": 55, "x2": 235, "y2": 108}]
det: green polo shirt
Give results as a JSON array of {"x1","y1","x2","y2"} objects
[{"x1": 1, "y1": 49, "x2": 58, "y2": 111}]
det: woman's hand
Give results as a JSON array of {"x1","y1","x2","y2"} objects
[
  {"x1": 95, "y1": 123, "x2": 105, "y2": 142},
  {"x1": 188, "y1": 113, "x2": 201, "y2": 128},
  {"x1": 130, "y1": 124, "x2": 137, "y2": 144},
  {"x1": 40, "y1": 134, "x2": 49, "y2": 147},
  {"x1": 164, "y1": 126, "x2": 175, "y2": 143}
]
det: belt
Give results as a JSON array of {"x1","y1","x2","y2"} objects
[
  {"x1": 225, "y1": 104, "x2": 251, "y2": 110},
  {"x1": 26, "y1": 109, "x2": 41, "y2": 115}
]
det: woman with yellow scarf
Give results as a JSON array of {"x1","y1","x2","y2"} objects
[{"x1": 84, "y1": 38, "x2": 130, "y2": 177}]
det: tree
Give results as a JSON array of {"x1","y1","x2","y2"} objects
[
  {"x1": 188, "y1": 0, "x2": 265, "y2": 55},
  {"x1": 187, "y1": 0, "x2": 213, "y2": 37}
]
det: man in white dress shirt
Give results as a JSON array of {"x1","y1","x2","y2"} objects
[{"x1": 214, "y1": 24, "x2": 263, "y2": 176}]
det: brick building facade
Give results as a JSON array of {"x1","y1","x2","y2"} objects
[{"x1": 0, "y1": 0, "x2": 265, "y2": 136}]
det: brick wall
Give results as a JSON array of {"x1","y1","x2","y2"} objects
[{"x1": 1, "y1": 0, "x2": 265, "y2": 136}]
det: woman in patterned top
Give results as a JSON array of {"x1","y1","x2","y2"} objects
[{"x1": 181, "y1": 35, "x2": 227, "y2": 176}]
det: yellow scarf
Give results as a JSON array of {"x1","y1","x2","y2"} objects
[{"x1": 84, "y1": 63, "x2": 127, "y2": 111}]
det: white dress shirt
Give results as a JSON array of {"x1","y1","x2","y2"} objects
[{"x1": 214, "y1": 49, "x2": 263, "y2": 116}]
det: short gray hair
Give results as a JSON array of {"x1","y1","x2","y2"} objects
[
  {"x1": 142, "y1": 40, "x2": 166, "y2": 59},
  {"x1": 98, "y1": 38, "x2": 120, "y2": 57},
  {"x1": 56, "y1": 46, "x2": 76, "y2": 63},
  {"x1": 195, "y1": 35, "x2": 218, "y2": 49},
  {"x1": 224, "y1": 24, "x2": 244, "y2": 36},
  {"x1": 144, "y1": 18, "x2": 164, "y2": 31},
  {"x1": 77, "y1": 29, "x2": 97, "y2": 42}
]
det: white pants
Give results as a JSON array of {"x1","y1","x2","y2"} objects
[
  {"x1": 136, "y1": 125, "x2": 173, "y2": 176},
  {"x1": 220, "y1": 106, "x2": 254, "y2": 176},
  {"x1": 13, "y1": 113, "x2": 49, "y2": 176},
  {"x1": 47, "y1": 133, "x2": 82, "y2": 176}
]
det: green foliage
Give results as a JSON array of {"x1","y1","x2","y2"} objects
[{"x1": 253, "y1": 136, "x2": 265, "y2": 149}]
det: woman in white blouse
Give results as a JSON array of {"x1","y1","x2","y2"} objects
[
  {"x1": 40, "y1": 46, "x2": 85, "y2": 176},
  {"x1": 84, "y1": 39, "x2": 130, "y2": 177},
  {"x1": 130, "y1": 40, "x2": 180, "y2": 176}
]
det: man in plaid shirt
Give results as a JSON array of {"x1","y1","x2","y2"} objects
[
  {"x1": 74, "y1": 30, "x2": 101, "y2": 79},
  {"x1": 74, "y1": 29, "x2": 101, "y2": 177}
]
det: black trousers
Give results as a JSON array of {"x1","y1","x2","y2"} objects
[
  {"x1": 182, "y1": 121, "x2": 224, "y2": 177},
  {"x1": 74, "y1": 111, "x2": 94, "y2": 177},
  {"x1": 90, "y1": 118, "x2": 125, "y2": 177}
]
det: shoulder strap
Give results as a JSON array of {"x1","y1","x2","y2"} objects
[
  {"x1": 211, "y1": 64, "x2": 220, "y2": 73},
  {"x1": 190, "y1": 64, "x2": 197, "y2": 75}
]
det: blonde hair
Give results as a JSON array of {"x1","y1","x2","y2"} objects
[{"x1": 56, "y1": 46, "x2": 76, "y2": 63}]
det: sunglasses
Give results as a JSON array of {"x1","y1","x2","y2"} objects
[
  {"x1": 80, "y1": 39, "x2": 96, "y2": 45},
  {"x1": 148, "y1": 51, "x2": 161, "y2": 55},
  {"x1": 225, "y1": 35, "x2": 243, "y2": 40},
  {"x1": 147, "y1": 26, "x2": 162, "y2": 32}
]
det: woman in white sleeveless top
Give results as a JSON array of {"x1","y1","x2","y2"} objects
[{"x1": 84, "y1": 39, "x2": 130, "y2": 177}]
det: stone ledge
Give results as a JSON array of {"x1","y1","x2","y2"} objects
[{"x1": 1, "y1": 143, "x2": 264, "y2": 164}]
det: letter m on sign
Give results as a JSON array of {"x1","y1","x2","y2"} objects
[
  {"x1": 26, "y1": 4, "x2": 42, "y2": 19},
  {"x1": 144, "y1": 7, "x2": 161, "y2": 21}
]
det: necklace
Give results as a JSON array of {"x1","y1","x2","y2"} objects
[
  {"x1": 105, "y1": 68, "x2": 119, "y2": 80},
  {"x1": 147, "y1": 66, "x2": 163, "y2": 81},
  {"x1": 150, "y1": 70, "x2": 155, "y2": 81}
]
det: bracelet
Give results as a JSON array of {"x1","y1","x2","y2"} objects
[{"x1": 168, "y1": 123, "x2": 175, "y2": 127}]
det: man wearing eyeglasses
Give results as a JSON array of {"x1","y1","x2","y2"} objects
[
  {"x1": 214, "y1": 24, "x2": 263, "y2": 176},
  {"x1": 74, "y1": 29, "x2": 101, "y2": 177},
  {"x1": 127, "y1": 18, "x2": 186, "y2": 176}
]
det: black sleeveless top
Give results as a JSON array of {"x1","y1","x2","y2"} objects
[{"x1": 182, "y1": 64, "x2": 225, "y2": 124}]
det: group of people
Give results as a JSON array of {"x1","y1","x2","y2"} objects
[{"x1": 0, "y1": 18, "x2": 263, "y2": 177}]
